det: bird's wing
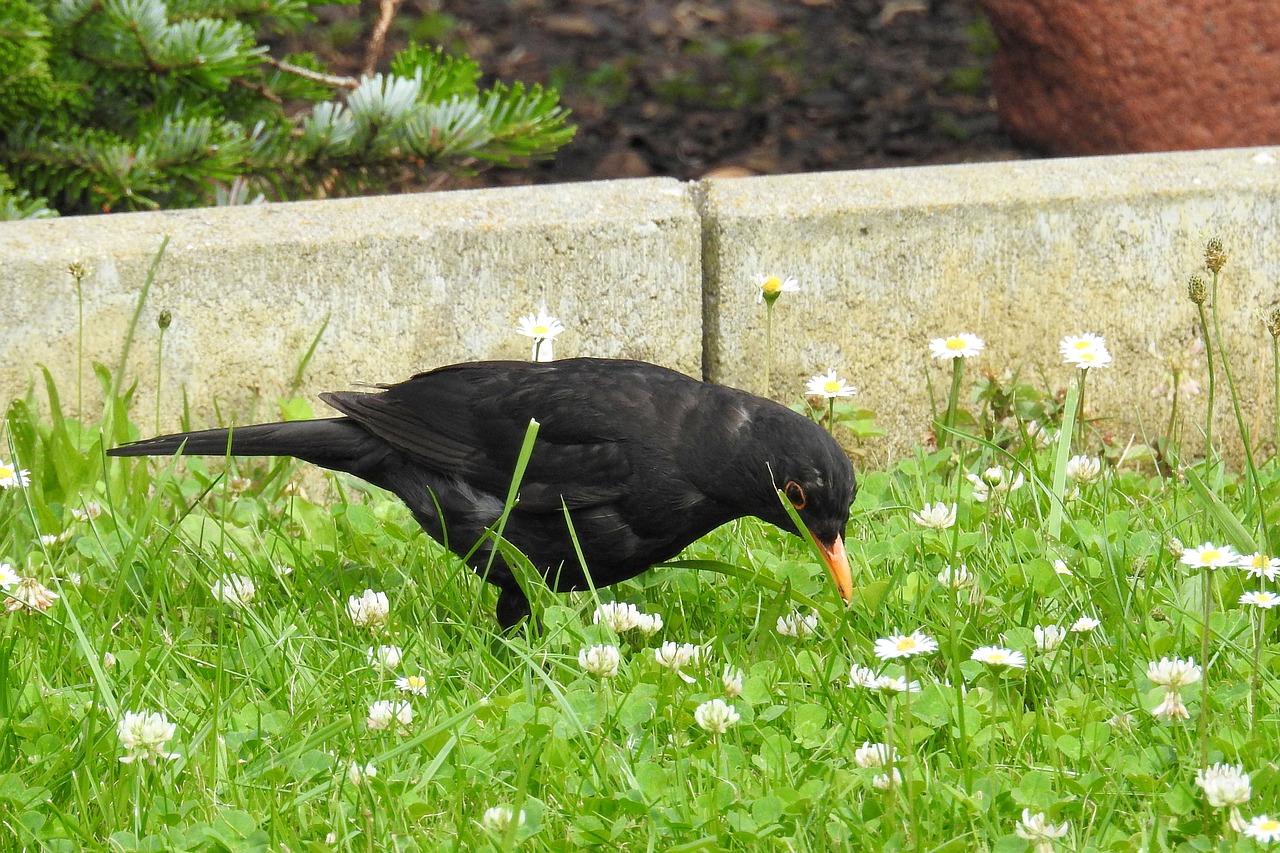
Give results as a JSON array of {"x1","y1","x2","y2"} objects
[{"x1": 320, "y1": 362, "x2": 632, "y2": 512}]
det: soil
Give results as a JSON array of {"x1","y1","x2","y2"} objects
[{"x1": 307, "y1": 0, "x2": 1031, "y2": 188}]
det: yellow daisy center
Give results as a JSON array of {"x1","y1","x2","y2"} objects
[
  {"x1": 990, "y1": 653, "x2": 1007, "y2": 663},
  {"x1": 1072, "y1": 340, "x2": 1091, "y2": 350},
  {"x1": 1251, "y1": 555, "x2": 1266, "y2": 567},
  {"x1": 760, "y1": 276, "x2": 782, "y2": 294},
  {"x1": 1261, "y1": 819, "x2": 1280, "y2": 831},
  {"x1": 895, "y1": 637, "x2": 916, "y2": 651},
  {"x1": 531, "y1": 325, "x2": 550, "y2": 336},
  {"x1": 1079, "y1": 352, "x2": 1096, "y2": 362},
  {"x1": 945, "y1": 338, "x2": 966, "y2": 350},
  {"x1": 0, "y1": 464, "x2": 12, "y2": 478},
  {"x1": 823, "y1": 380, "x2": 842, "y2": 393},
  {"x1": 1202, "y1": 550, "x2": 1220, "y2": 563}
]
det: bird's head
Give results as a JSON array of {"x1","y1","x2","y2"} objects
[{"x1": 749, "y1": 409, "x2": 857, "y2": 604}]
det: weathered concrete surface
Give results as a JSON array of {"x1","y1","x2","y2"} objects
[
  {"x1": 0, "y1": 179, "x2": 701, "y2": 427},
  {"x1": 702, "y1": 147, "x2": 1280, "y2": 461}
]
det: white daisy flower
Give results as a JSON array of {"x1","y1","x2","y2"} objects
[
  {"x1": 0, "y1": 564, "x2": 21, "y2": 590},
  {"x1": 873, "y1": 630, "x2": 938, "y2": 661},
  {"x1": 754, "y1": 273, "x2": 799, "y2": 303},
  {"x1": 1240, "y1": 590, "x2": 1280, "y2": 609},
  {"x1": 0, "y1": 460, "x2": 30, "y2": 489},
  {"x1": 395, "y1": 674, "x2": 430, "y2": 696},
  {"x1": 1237, "y1": 552, "x2": 1280, "y2": 580},
  {"x1": 515, "y1": 309, "x2": 565, "y2": 362},
  {"x1": 1060, "y1": 333, "x2": 1114, "y2": 369},
  {"x1": 1070, "y1": 616, "x2": 1101, "y2": 633},
  {"x1": 805, "y1": 369, "x2": 857, "y2": 399},
  {"x1": 929, "y1": 333, "x2": 985, "y2": 360},
  {"x1": 971, "y1": 646, "x2": 1027, "y2": 668},
  {"x1": 1244, "y1": 815, "x2": 1280, "y2": 843},
  {"x1": 1181, "y1": 542, "x2": 1240, "y2": 570}
]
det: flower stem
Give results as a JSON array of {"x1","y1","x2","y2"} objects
[
  {"x1": 764, "y1": 301, "x2": 775, "y2": 399},
  {"x1": 902, "y1": 658, "x2": 922, "y2": 853},
  {"x1": 948, "y1": 584, "x2": 971, "y2": 791},
  {"x1": 1272, "y1": 334, "x2": 1280, "y2": 458},
  {"x1": 826, "y1": 397, "x2": 835, "y2": 435},
  {"x1": 941, "y1": 357, "x2": 964, "y2": 451},
  {"x1": 1197, "y1": 565, "x2": 1212, "y2": 770},
  {"x1": 1074, "y1": 369, "x2": 1087, "y2": 453},
  {"x1": 155, "y1": 326, "x2": 165, "y2": 434},
  {"x1": 1250, "y1": 610, "x2": 1263, "y2": 733},
  {"x1": 1163, "y1": 370, "x2": 1180, "y2": 463},
  {"x1": 1196, "y1": 303, "x2": 1215, "y2": 460}
]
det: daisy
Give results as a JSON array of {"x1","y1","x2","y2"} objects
[
  {"x1": 1016, "y1": 809, "x2": 1070, "y2": 852},
  {"x1": 515, "y1": 309, "x2": 565, "y2": 362},
  {"x1": 1059, "y1": 333, "x2": 1113, "y2": 369},
  {"x1": 776, "y1": 610, "x2": 818, "y2": 638},
  {"x1": 367, "y1": 645, "x2": 403, "y2": 671},
  {"x1": 874, "y1": 630, "x2": 938, "y2": 661},
  {"x1": 694, "y1": 698, "x2": 740, "y2": 734},
  {"x1": 117, "y1": 710, "x2": 179, "y2": 764},
  {"x1": 1240, "y1": 590, "x2": 1280, "y2": 609},
  {"x1": 1147, "y1": 656, "x2": 1202, "y2": 689},
  {"x1": 1066, "y1": 455, "x2": 1102, "y2": 483},
  {"x1": 971, "y1": 646, "x2": 1027, "y2": 668},
  {"x1": 754, "y1": 273, "x2": 799, "y2": 304},
  {"x1": 929, "y1": 333, "x2": 985, "y2": 360},
  {"x1": 395, "y1": 674, "x2": 430, "y2": 696},
  {"x1": 210, "y1": 574, "x2": 255, "y2": 607},
  {"x1": 805, "y1": 369, "x2": 857, "y2": 399},
  {"x1": 578, "y1": 644, "x2": 621, "y2": 678},
  {"x1": 1195, "y1": 763, "x2": 1251, "y2": 808},
  {"x1": 347, "y1": 589, "x2": 390, "y2": 629},
  {"x1": 1181, "y1": 542, "x2": 1240, "y2": 570},
  {"x1": 0, "y1": 460, "x2": 30, "y2": 489},
  {"x1": 0, "y1": 563, "x2": 21, "y2": 589},
  {"x1": 481, "y1": 807, "x2": 526, "y2": 834},
  {"x1": 1244, "y1": 815, "x2": 1280, "y2": 843},
  {"x1": 910, "y1": 502, "x2": 956, "y2": 530},
  {"x1": 1237, "y1": 552, "x2": 1280, "y2": 580},
  {"x1": 1071, "y1": 616, "x2": 1101, "y2": 633}
]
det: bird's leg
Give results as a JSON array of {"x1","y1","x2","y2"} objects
[{"x1": 496, "y1": 585, "x2": 532, "y2": 631}]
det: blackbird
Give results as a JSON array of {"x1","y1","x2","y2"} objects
[{"x1": 108, "y1": 358, "x2": 856, "y2": 628}]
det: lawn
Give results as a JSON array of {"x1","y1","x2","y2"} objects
[{"x1": 1, "y1": 243, "x2": 1278, "y2": 851}]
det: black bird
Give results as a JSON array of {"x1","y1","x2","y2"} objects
[{"x1": 108, "y1": 358, "x2": 856, "y2": 628}]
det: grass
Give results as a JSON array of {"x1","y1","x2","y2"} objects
[{"x1": 3, "y1": 246, "x2": 1280, "y2": 851}]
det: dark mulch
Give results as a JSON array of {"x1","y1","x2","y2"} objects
[{"x1": 299, "y1": 0, "x2": 1032, "y2": 188}]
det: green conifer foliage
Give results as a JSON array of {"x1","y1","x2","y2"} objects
[{"x1": 0, "y1": 0, "x2": 575, "y2": 218}]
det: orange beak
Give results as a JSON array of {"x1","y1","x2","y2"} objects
[{"x1": 817, "y1": 534, "x2": 853, "y2": 604}]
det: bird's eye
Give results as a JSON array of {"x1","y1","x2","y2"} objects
[{"x1": 784, "y1": 480, "x2": 807, "y2": 510}]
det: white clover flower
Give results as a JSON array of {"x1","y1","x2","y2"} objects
[
  {"x1": 635, "y1": 612, "x2": 664, "y2": 635},
  {"x1": 39, "y1": 534, "x2": 61, "y2": 548},
  {"x1": 347, "y1": 589, "x2": 390, "y2": 629},
  {"x1": 347, "y1": 760, "x2": 377, "y2": 786},
  {"x1": 0, "y1": 460, "x2": 30, "y2": 489},
  {"x1": 1244, "y1": 815, "x2": 1280, "y2": 843},
  {"x1": 1237, "y1": 552, "x2": 1280, "y2": 580},
  {"x1": 776, "y1": 610, "x2": 818, "y2": 638},
  {"x1": 754, "y1": 273, "x2": 799, "y2": 303},
  {"x1": 721, "y1": 666, "x2": 744, "y2": 698},
  {"x1": 0, "y1": 563, "x2": 21, "y2": 590},
  {"x1": 968, "y1": 467, "x2": 1025, "y2": 503},
  {"x1": 1181, "y1": 543, "x2": 1240, "y2": 570},
  {"x1": 118, "y1": 710, "x2": 179, "y2": 764},
  {"x1": 849, "y1": 664, "x2": 882, "y2": 689},
  {"x1": 1147, "y1": 657, "x2": 1202, "y2": 689},
  {"x1": 1195, "y1": 763, "x2": 1251, "y2": 808},
  {"x1": 210, "y1": 574, "x2": 255, "y2": 607},
  {"x1": 878, "y1": 675, "x2": 922, "y2": 693},
  {"x1": 1060, "y1": 333, "x2": 1113, "y2": 369},
  {"x1": 516, "y1": 309, "x2": 565, "y2": 362},
  {"x1": 1066, "y1": 455, "x2": 1102, "y2": 483},
  {"x1": 368, "y1": 645, "x2": 403, "y2": 671},
  {"x1": 1034, "y1": 625, "x2": 1066, "y2": 653},
  {"x1": 1016, "y1": 809, "x2": 1070, "y2": 852},
  {"x1": 854, "y1": 742, "x2": 896, "y2": 768},
  {"x1": 805, "y1": 369, "x2": 857, "y2": 399},
  {"x1": 936, "y1": 564, "x2": 974, "y2": 589},
  {"x1": 971, "y1": 646, "x2": 1026, "y2": 668},
  {"x1": 872, "y1": 768, "x2": 902, "y2": 790},
  {"x1": 6, "y1": 577, "x2": 59, "y2": 613},
  {"x1": 71, "y1": 501, "x2": 103, "y2": 522},
  {"x1": 910, "y1": 502, "x2": 956, "y2": 530},
  {"x1": 929, "y1": 333, "x2": 985, "y2": 360},
  {"x1": 654, "y1": 642, "x2": 700, "y2": 682},
  {"x1": 874, "y1": 630, "x2": 938, "y2": 661},
  {"x1": 578, "y1": 644, "x2": 621, "y2": 678},
  {"x1": 1151, "y1": 689, "x2": 1191, "y2": 722},
  {"x1": 593, "y1": 601, "x2": 642, "y2": 632},
  {"x1": 273, "y1": 563, "x2": 294, "y2": 578},
  {"x1": 103, "y1": 651, "x2": 117, "y2": 668},
  {"x1": 395, "y1": 674, "x2": 429, "y2": 696},
  {"x1": 694, "y1": 698, "x2": 740, "y2": 734},
  {"x1": 1071, "y1": 616, "x2": 1101, "y2": 633},
  {"x1": 482, "y1": 806, "x2": 526, "y2": 834},
  {"x1": 366, "y1": 699, "x2": 413, "y2": 732},
  {"x1": 1241, "y1": 590, "x2": 1280, "y2": 609}
]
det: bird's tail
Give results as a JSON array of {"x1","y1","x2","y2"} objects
[{"x1": 107, "y1": 418, "x2": 388, "y2": 475}]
